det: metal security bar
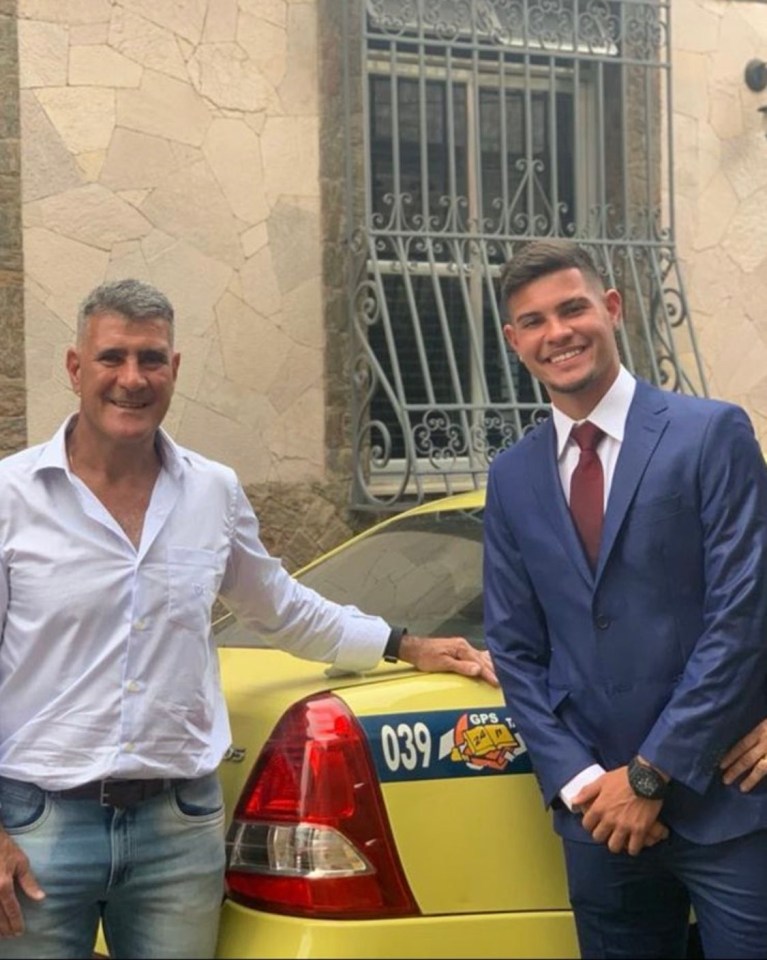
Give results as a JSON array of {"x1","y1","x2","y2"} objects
[{"x1": 342, "y1": 0, "x2": 706, "y2": 510}]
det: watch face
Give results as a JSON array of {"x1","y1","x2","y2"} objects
[{"x1": 628, "y1": 759, "x2": 667, "y2": 800}]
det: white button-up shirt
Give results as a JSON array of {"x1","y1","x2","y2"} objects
[
  {"x1": 0, "y1": 418, "x2": 389, "y2": 789},
  {"x1": 550, "y1": 365, "x2": 637, "y2": 810},
  {"x1": 551, "y1": 364, "x2": 637, "y2": 508}
]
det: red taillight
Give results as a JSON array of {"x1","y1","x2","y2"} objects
[{"x1": 225, "y1": 693, "x2": 419, "y2": 919}]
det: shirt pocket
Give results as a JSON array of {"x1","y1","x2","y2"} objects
[{"x1": 167, "y1": 547, "x2": 220, "y2": 633}]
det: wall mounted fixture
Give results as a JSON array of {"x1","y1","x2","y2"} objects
[{"x1": 745, "y1": 59, "x2": 767, "y2": 92}]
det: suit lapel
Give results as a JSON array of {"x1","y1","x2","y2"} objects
[
  {"x1": 595, "y1": 381, "x2": 670, "y2": 579},
  {"x1": 529, "y1": 417, "x2": 594, "y2": 586}
]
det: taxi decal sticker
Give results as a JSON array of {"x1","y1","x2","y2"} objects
[{"x1": 359, "y1": 708, "x2": 532, "y2": 783}]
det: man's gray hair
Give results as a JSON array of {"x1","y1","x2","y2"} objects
[{"x1": 77, "y1": 278, "x2": 175, "y2": 344}]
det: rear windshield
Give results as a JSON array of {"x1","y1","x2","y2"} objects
[{"x1": 215, "y1": 508, "x2": 485, "y2": 649}]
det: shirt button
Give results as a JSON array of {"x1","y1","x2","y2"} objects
[
  {"x1": 123, "y1": 742, "x2": 135, "y2": 753},
  {"x1": 134, "y1": 619, "x2": 146, "y2": 631},
  {"x1": 596, "y1": 615, "x2": 611, "y2": 630},
  {"x1": 126, "y1": 680, "x2": 140, "y2": 693}
]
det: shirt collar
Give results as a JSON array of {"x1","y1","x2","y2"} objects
[
  {"x1": 31, "y1": 416, "x2": 74, "y2": 473},
  {"x1": 552, "y1": 365, "x2": 637, "y2": 460},
  {"x1": 31, "y1": 414, "x2": 185, "y2": 480}
]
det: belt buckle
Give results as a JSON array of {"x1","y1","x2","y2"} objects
[
  {"x1": 97, "y1": 778, "x2": 168, "y2": 807},
  {"x1": 99, "y1": 779, "x2": 128, "y2": 807},
  {"x1": 99, "y1": 779, "x2": 115, "y2": 807}
]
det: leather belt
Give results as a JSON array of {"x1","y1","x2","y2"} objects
[{"x1": 54, "y1": 778, "x2": 174, "y2": 808}]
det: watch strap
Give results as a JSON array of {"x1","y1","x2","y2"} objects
[{"x1": 383, "y1": 626, "x2": 407, "y2": 663}]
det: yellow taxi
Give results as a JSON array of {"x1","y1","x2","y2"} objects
[{"x1": 213, "y1": 490, "x2": 578, "y2": 959}]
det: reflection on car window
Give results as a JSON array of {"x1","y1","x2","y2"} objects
[{"x1": 215, "y1": 508, "x2": 486, "y2": 650}]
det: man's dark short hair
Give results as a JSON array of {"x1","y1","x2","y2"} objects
[
  {"x1": 77, "y1": 278, "x2": 175, "y2": 345},
  {"x1": 499, "y1": 239, "x2": 605, "y2": 309}
]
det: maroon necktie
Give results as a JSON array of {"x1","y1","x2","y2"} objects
[{"x1": 569, "y1": 421, "x2": 605, "y2": 569}]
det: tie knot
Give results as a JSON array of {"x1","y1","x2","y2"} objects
[{"x1": 571, "y1": 421, "x2": 604, "y2": 452}]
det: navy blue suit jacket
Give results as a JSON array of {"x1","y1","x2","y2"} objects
[{"x1": 484, "y1": 379, "x2": 767, "y2": 844}]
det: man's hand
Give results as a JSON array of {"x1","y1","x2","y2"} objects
[
  {"x1": 0, "y1": 829, "x2": 45, "y2": 937},
  {"x1": 721, "y1": 719, "x2": 767, "y2": 792},
  {"x1": 571, "y1": 767, "x2": 668, "y2": 856},
  {"x1": 397, "y1": 635, "x2": 499, "y2": 687}
]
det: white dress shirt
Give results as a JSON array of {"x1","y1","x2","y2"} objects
[
  {"x1": 0, "y1": 417, "x2": 390, "y2": 790},
  {"x1": 550, "y1": 365, "x2": 637, "y2": 810}
]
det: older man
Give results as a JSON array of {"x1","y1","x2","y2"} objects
[{"x1": 0, "y1": 278, "x2": 495, "y2": 959}]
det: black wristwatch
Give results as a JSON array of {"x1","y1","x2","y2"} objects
[
  {"x1": 383, "y1": 627, "x2": 407, "y2": 663},
  {"x1": 627, "y1": 757, "x2": 669, "y2": 800}
]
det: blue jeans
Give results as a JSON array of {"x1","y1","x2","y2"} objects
[{"x1": 0, "y1": 773, "x2": 226, "y2": 959}]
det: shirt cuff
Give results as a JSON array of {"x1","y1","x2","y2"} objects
[{"x1": 559, "y1": 764, "x2": 606, "y2": 812}]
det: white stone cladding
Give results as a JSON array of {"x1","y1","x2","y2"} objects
[
  {"x1": 672, "y1": 0, "x2": 767, "y2": 445},
  {"x1": 17, "y1": 0, "x2": 767, "y2": 487},
  {"x1": 18, "y1": 0, "x2": 323, "y2": 486}
]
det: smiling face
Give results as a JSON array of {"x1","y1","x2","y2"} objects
[
  {"x1": 66, "y1": 310, "x2": 180, "y2": 452},
  {"x1": 503, "y1": 266, "x2": 622, "y2": 421}
]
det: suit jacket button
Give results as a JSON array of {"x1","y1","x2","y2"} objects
[{"x1": 596, "y1": 615, "x2": 611, "y2": 630}]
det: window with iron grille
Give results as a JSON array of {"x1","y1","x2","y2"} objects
[{"x1": 341, "y1": 0, "x2": 705, "y2": 510}]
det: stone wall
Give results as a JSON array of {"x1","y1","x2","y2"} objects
[
  {"x1": 0, "y1": 0, "x2": 26, "y2": 456},
  {"x1": 671, "y1": 0, "x2": 767, "y2": 444},
  {"x1": 15, "y1": 1, "x2": 767, "y2": 569},
  {"x1": 16, "y1": 0, "x2": 365, "y2": 570}
]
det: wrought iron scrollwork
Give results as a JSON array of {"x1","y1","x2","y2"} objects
[
  {"x1": 367, "y1": 0, "x2": 625, "y2": 54},
  {"x1": 350, "y1": 0, "x2": 704, "y2": 509}
]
